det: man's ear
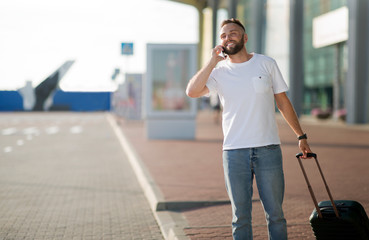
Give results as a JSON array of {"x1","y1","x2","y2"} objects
[{"x1": 244, "y1": 33, "x2": 248, "y2": 44}]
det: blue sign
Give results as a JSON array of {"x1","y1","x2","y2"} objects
[{"x1": 121, "y1": 42, "x2": 134, "y2": 55}]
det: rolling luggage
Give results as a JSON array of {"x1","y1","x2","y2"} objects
[{"x1": 296, "y1": 153, "x2": 369, "y2": 240}]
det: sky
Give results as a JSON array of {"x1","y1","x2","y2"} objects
[{"x1": 0, "y1": 0, "x2": 198, "y2": 91}]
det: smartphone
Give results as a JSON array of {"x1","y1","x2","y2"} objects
[{"x1": 220, "y1": 46, "x2": 227, "y2": 58}]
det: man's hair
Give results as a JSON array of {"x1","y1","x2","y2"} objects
[{"x1": 220, "y1": 18, "x2": 246, "y2": 32}]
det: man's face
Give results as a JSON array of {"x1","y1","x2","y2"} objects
[{"x1": 220, "y1": 23, "x2": 246, "y2": 55}]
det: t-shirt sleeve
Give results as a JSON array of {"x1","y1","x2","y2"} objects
[
  {"x1": 205, "y1": 70, "x2": 218, "y2": 97},
  {"x1": 270, "y1": 60, "x2": 289, "y2": 94}
]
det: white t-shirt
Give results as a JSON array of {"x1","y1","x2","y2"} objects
[{"x1": 206, "y1": 53, "x2": 289, "y2": 150}]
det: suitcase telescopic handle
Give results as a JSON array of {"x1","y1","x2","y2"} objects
[{"x1": 295, "y1": 153, "x2": 340, "y2": 219}]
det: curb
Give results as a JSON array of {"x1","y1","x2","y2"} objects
[
  {"x1": 156, "y1": 200, "x2": 231, "y2": 211},
  {"x1": 106, "y1": 114, "x2": 190, "y2": 240}
]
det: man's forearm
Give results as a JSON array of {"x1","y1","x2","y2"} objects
[
  {"x1": 286, "y1": 115, "x2": 304, "y2": 137},
  {"x1": 280, "y1": 104, "x2": 304, "y2": 137},
  {"x1": 276, "y1": 92, "x2": 312, "y2": 157},
  {"x1": 186, "y1": 59, "x2": 217, "y2": 98},
  {"x1": 276, "y1": 93, "x2": 305, "y2": 137}
]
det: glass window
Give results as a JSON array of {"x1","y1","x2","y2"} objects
[{"x1": 303, "y1": 0, "x2": 347, "y2": 112}]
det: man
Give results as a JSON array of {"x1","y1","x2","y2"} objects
[{"x1": 186, "y1": 18, "x2": 312, "y2": 240}]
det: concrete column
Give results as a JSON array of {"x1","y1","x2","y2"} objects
[
  {"x1": 288, "y1": 0, "x2": 304, "y2": 116},
  {"x1": 197, "y1": 7, "x2": 204, "y2": 69},
  {"x1": 346, "y1": 0, "x2": 369, "y2": 124},
  {"x1": 249, "y1": 0, "x2": 265, "y2": 53},
  {"x1": 209, "y1": 0, "x2": 220, "y2": 47},
  {"x1": 228, "y1": 0, "x2": 238, "y2": 18}
]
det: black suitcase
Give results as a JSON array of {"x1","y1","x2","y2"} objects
[{"x1": 296, "y1": 153, "x2": 369, "y2": 240}]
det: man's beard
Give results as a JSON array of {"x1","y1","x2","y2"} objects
[{"x1": 223, "y1": 37, "x2": 245, "y2": 55}]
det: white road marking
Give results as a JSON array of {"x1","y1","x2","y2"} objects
[
  {"x1": 45, "y1": 126, "x2": 60, "y2": 135},
  {"x1": 70, "y1": 126, "x2": 83, "y2": 134},
  {"x1": 4, "y1": 146, "x2": 12, "y2": 153},
  {"x1": 2, "y1": 128, "x2": 17, "y2": 135},
  {"x1": 23, "y1": 127, "x2": 40, "y2": 135},
  {"x1": 17, "y1": 140, "x2": 25, "y2": 146}
]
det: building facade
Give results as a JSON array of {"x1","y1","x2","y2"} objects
[{"x1": 171, "y1": 0, "x2": 369, "y2": 124}]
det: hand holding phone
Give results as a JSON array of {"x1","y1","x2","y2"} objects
[{"x1": 218, "y1": 46, "x2": 227, "y2": 59}]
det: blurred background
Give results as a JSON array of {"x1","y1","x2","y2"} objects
[{"x1": 1, "y1": 0, "x2": 368, "y2": 125}]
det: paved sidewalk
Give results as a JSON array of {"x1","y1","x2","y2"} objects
[
  {"x1": 1, "y1": 111, "x2": 368, "y2": 240},
  {"x1": 116, "y1": 110, "x2": 369, "y2": 240},
  {"x1": 0, "y1": 113, "x2": 163, "y2": 240}
]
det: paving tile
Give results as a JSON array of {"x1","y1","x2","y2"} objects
[
  {"x1": 0, "y1": 113, "x2": 163, "y2": 240},
  {"x1": 118, "y1": 110, "x2": 369, "y2": 239}
]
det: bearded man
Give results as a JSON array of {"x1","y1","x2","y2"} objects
[{"x1": 186, "y1": 18, "x2": 312, "y2": 240}]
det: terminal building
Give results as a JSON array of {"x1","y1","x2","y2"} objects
[{"x1": 170, "y1": 0, "x2": 369, "y2": 124}]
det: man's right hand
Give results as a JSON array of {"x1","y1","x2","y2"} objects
[
  {"x1": 186, "y1": 45, "x2": 226, "y2": 98},
  {"x1": 211, "y1": 45, "x2": 227, "y2": 64}
]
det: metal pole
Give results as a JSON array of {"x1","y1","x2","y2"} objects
[
  {"x1": 333, "y1": 43, "x2": 342, "y2": 121},
  {"x1": 289, "y1": 0, "x2": 304, "y2": 117}
]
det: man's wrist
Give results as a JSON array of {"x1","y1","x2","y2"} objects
[{"x1": 298, "y1": 133, "x2": 307, "y2": 140}]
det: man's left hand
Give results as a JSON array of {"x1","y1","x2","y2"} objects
[{"x1": 299, "y1": 139, "x2": 312, "y2": 159}]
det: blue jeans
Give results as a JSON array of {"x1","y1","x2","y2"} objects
[{"x1": 223, "y1": 145, "x2": 287, "y2": 240}]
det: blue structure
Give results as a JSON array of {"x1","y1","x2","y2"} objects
[
  {"x1": 0, "y1": 91, "x2": 23, "y2": 111},
  {"x1": 0, "y1": 90, "x2": 111, "y2": 112},
  {"x1": 52, "y1": 91, "x2": 111, "y2": 111}
]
